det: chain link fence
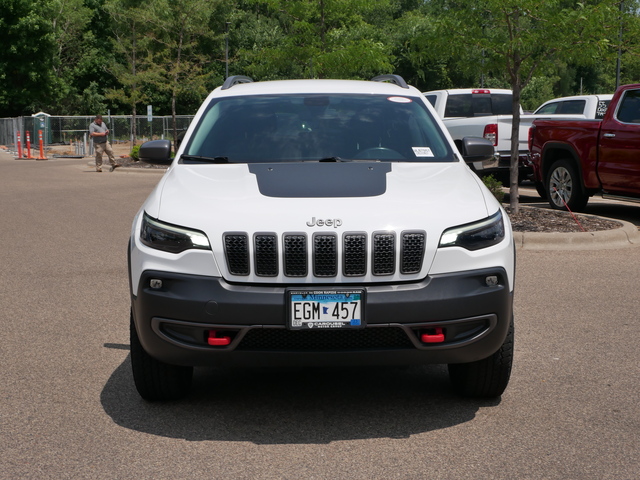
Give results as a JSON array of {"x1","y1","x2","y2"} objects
[{"x1": 0, "y1": 114, "x2": 194, "y2": 156}]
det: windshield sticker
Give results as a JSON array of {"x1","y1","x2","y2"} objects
[
  {"x1": 412, "y1": 147, "x2": 434, "y2": 157},
  {"x1": 387, "y1": 96, "x2": 412, "y2": 104}
]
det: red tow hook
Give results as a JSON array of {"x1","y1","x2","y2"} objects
[
  {"x1": 207, "y1": 330, "x2": 231, "y2": 346},
  {"x1": 421, "y1": 327, "x2": 445, "y2": 344}
]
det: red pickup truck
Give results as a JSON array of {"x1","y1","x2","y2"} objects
[{"x1": 529, "y1": 83, "x2": 640, "y2": 211}]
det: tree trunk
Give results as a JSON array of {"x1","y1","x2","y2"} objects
[
  {"x1": 131, "y1": 24, "x2": 137, "y2": 146},
  {"x1": 171, "y1": 30, "x2": 184, "y2": 154},
  {"x1": 320, "y1": 0, "x2": 325, "y2": 49},
  {"x1": 509, "y1": 83, "x2": 521, "y2": 214}
]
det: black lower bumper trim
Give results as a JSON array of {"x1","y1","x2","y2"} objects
[{"x1": 131, "y1": 268, "x2": 513, "y2": 367}]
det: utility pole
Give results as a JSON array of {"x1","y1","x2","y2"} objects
[
  {"x1": 616, "y1": 1, "x2": 623, "y2": 89},
  {"x1": 225, "y1": 22, "x2": 230, "y2": 79}
]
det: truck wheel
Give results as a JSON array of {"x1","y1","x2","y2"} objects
[
  {"x1": 448, "y1": 318, "x2": 514, "y2": 398},
  {"x1": 546, "y1": 159, "x2": 588, "y2": 211},
  {"x1": 130, "y1": 310, "x2": 193, "y2": 401}
]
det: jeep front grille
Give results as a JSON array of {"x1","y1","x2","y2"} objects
[
  {"x1": 223, "y1": 231, "x2": 426, "y2": 278},
  {"x1": 283, "y1": 234, "x2": 307, "y2": 277},
  {"x1": 223, "y1": 233, "x2": 250, "y2": 275},
  {"x1": 254, "y1": 234, "x2": 278, "y2": 276},
  {"x1": 313, "y1": 234, "x2": 337, "y2": 277},
  {"x1": 372, "y1": 232, "x2": 395, "y2": 275},
  {"x1": 401, "y1": 231, "x2": 426, "y2": 274},
  {"x1": 344, "y1": 233, "x2": 367, "y2": 276}
]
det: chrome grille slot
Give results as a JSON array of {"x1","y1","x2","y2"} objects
[
  {"x1": 254, "y1": 233, "x2": 278, "y2": 276},
  {"x1": 344, "y1": 233, "x2": 367, "y2": 276},
  {"x1": 224, "y1": 233, "x2": 250, "y2": 275},
  {"x1": 372, "y1": 232, "x2": 396, "y2": 275},
  {"x1": 401, "y1": 231, "x2": 426, "y2": 274},
  {"x1": 313, "y1": 233, "x2": 337, "y2": 277},
  {"x1": 283, "y1": 234, "x2": 307, "y2": 277}
]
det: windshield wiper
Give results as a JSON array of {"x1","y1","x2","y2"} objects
[{"x1": 180, "y1": 155, "x2": 229, "y2": 164}]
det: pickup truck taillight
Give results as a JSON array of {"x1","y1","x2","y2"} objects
[
  {"x1": 528, "y1": 125, "x2": 535, "y2": 151},
  {"x1": 484, "y1": 124, "x2": 498, "y2": 146}
]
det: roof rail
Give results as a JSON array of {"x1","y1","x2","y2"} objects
[
  {"x1": 371, "y1": 74, "x2": 409, "y2": 89},
  {"x1": 221, "y1": 75, "x2": 254, "y2": 90}
]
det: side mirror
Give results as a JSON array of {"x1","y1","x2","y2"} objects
[
  {"x1": 139, "y1": 139, "x2": 172, "y2": 165},
  {"x1": 460, "y1": 137, "x2": 496, "y2": 163}
]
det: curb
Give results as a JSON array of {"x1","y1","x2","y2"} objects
[{"x1": 513, "y1": 218, "x2": 640, "y2": 250}]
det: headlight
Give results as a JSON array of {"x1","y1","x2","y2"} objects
[
  {"x1": 140, "y1": 213, "x2": 210, "y2": 253},
  {"x1": 439, "y1": 210, "x2": 505, "y2": 251}
]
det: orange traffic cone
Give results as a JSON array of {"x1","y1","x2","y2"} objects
[
  {"x1": 24, "y1": 132, "x2": 35, "y2": 159},
  {"x1": 36, "y1": 130, "x2": 48, "y2": 160}
]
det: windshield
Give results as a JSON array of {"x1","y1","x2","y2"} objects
[{"x1": 183, "y1": 94, "x2": 455, "y2": 163}]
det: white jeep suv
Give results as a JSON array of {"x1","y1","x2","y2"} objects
[{"x1": 128, "y1": 75, "x2": 515, "y2": 401}]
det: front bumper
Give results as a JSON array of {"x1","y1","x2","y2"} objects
[{"x1": 130, "y1": 267, "x2": 513, "y2": 368}]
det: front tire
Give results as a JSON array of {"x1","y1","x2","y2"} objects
[
  {"x1": 448, "y1": 319, "x2": 514, "y2": 398},
  {"x1": 546, "y1": 159, "x2": 588, "y2": 211},
  {"x1": 130, "y1": 310, "x2": 193, "y2": 401}
]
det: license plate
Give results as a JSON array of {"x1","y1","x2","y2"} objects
[{"x1": 288, "y1": 289, "x2": 365, "y2": 330}]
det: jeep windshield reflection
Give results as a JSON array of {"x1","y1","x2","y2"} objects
[{"x1": 183, "y1": 94, "x2": 456, "y2": 163}]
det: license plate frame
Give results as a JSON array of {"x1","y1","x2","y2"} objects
[{"x1": 287, "y1": 289, "x2": 365, "y2": 330}]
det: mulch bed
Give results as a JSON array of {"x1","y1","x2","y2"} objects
[{"x1": 506, "y1": 206, "x2": 621, "y2": 233}]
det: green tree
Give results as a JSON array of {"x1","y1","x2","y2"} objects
[
  {"x1": 233, "y1": 0, "x2": 394, "y2": 80},
  {"x1": 48, "y1": 0, "x2": 95, "y2": 113},
  {"x1": 144, "y1": 0, "x2": 222, "y2": 148},
  {"x1": 0, "y1": 0, "x2": 56, "y2": 116},
  {"x1": 520, "y1": 75, "x2": 559, "y2": 111},
  {"x1": 614, "y1": 0, "x2": 640, "y2": 87},
  {"x1": 388, "y1": 10, "x2": 456, "y2": 91},
  {"x1": 103, "y1": 0, "x2": 158, "y2": 143}
]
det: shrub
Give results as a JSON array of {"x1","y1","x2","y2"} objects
[
  {"x1": 482, "y1": 174, "x2": 505, "y2": 203},
  {"x1": 130, "y1": 145, "x2": 140, "y2": 161}
]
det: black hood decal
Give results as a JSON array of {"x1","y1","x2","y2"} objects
[{"x1": 248, "y1": 163, "x2": 391, "y2": 198}]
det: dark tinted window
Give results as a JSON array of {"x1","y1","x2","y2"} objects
[
  {"x1": 616, "y1": 90, "x2": 640, "y2": 124},
  {"x1": 444, "y1": 93, "x2": 513, "y2": 117},
  {"x1": 558, "y1": 100, "x2": 586, "y2": 115},
  {"x1": 185, "y1": 94, "x2": 455, "y2": 163},
  {"x1": 534, "y1": 102, "x2": 559, "y2": 114},
  {"x1": 491, "y1": 94, "x2": 513, "y2": 115},
  {"x1": 444, "y1": 94, "x2": 474, "y2": 117},
  {"x1": 424, "y1": 95, "x2": 437, "y2": 107}
]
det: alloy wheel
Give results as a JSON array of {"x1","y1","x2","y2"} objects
[{"x1": 549, "y1": 166, "x2": 572, "y2": 208}]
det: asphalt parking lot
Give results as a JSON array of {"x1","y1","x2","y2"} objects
[{"x1": 1, "y1": 154, "x2": 638, "y2": 479}]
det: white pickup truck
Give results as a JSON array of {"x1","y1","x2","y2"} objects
[
  {"x1": 423, "y1": 88, "x2": 512, "y2": 175},
  {"x1": 423, "y1": 89, "x2": 612, "y2": 180},
  {"x1": 532, "y1": 94, "x2": 612, "y2": 118}
]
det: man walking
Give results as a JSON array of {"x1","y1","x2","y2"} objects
[{"x1": 89, "y1": 115, "x2": 120, "y2": 172}]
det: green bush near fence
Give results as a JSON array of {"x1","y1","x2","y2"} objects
[{"x1": 130, "y1": 145, "x2": 140, "y2": 161}]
